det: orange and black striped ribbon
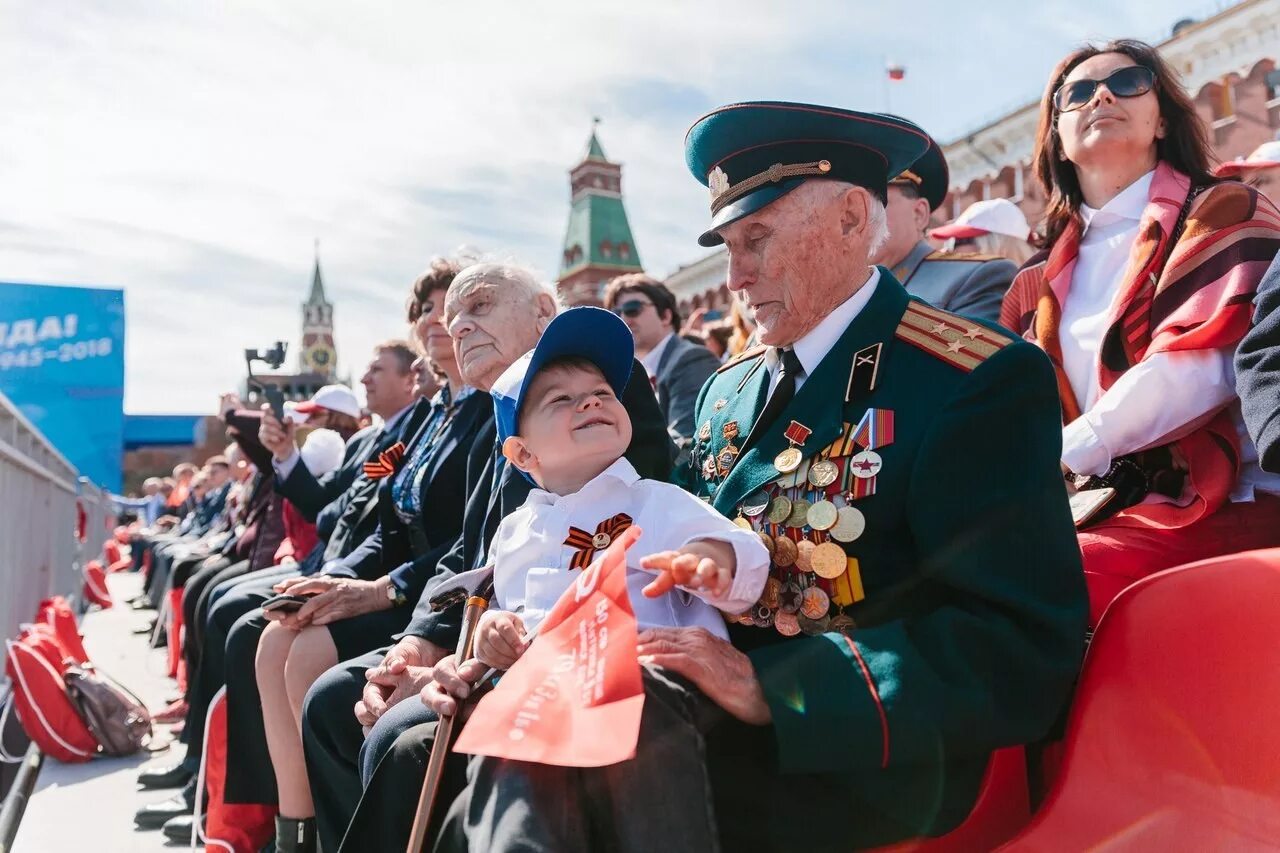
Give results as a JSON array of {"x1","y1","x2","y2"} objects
[
  {"x1": 362, "y1": 441, "x2": 406, "y2": 480},
  {"x1": 563, "y1": 513, "x2": 633, "y2": 570}
]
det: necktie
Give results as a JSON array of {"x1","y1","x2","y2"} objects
[{"x1": 743, "y1": 348, "x2": 802, "y2": 454}]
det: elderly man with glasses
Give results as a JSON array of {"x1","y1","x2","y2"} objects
[{"x1": 604, "y1": 274, "x2": 720, "y2": 467}]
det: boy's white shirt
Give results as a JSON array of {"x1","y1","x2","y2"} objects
[{"x1": 481, "y1": 457, "x2": 770, "y2": 640}]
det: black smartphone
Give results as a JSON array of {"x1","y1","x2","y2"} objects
[
  {"x1": 262, "y1": 593, "x2": 309, "y2": 614},
  {"x1": 265, "y1": 386, "x2": 286, "y2": 421}
]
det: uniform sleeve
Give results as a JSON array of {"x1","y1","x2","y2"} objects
[
  {"x1": 666, "y1": 346, "x2": 721, "y2": 450},
  {"x1": 948, "y1": 259, "x2": 1016, "y2": 324},
  {"x1": 1236, "y1": 255, "x2": 1280, "y2": 474},
  {"x1": 750, "y1": 343, "x2": 1087, "y2": 774},
  {"x1": 641, "y1": 483, "x2": 769, "y2": 614}
]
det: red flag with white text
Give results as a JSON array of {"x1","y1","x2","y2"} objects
[{"x1": 453, "y1": 526, "x2": 645, "y2": 767}]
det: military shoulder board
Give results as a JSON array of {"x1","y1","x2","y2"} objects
[
  {"x1": 894, "y1": 302, "x2": 1012, "y2": 373},
  {"x1": 924, "y1": 250, "x2": 1010, "y2": 263},
  {"x1": 715, "y1": 343, "x2": 767, "y2": 373}
]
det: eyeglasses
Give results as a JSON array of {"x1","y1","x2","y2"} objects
[
  {"x1": 1053, "y1": 65, "x2": 1155, "y2": 113},
  {"x1": 611, "y1": 299, "x2": 652, "y2": 319}
]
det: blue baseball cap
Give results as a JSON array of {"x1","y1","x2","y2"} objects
[{"x1": 491, "y1": 307, "x2": 635, "y2": 448}]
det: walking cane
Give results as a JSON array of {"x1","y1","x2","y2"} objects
[{"x1": 405, "y1": 578, "x2": 494, "y2": 853}]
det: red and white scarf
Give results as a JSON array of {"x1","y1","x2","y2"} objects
[{"x1": 1002, "y1": 162, "x2": 1280, "y2": 528}]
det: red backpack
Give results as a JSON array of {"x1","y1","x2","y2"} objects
[{"x1": 3, "y1": 637, "x2": 97, "y2": 763}]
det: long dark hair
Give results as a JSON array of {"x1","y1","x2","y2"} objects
[{"x1": 1032, "y1": 39, "x2": 1217, "y2": 246}]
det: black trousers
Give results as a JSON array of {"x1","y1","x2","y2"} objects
[
  {"x1": 301, "y1": 650, "x2": 387, "y2": 853},
  {"x1": 178, "y1": 558, "x2": 251, "y2": 760}
]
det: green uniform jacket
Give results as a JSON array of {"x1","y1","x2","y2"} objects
[{"x1": 687, "y1": 270, "x2": 1086, "y2": 836}]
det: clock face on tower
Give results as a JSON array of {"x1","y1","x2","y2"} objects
[{"x1": 304, "y1": 341, "x2": 335, "y2": 376}]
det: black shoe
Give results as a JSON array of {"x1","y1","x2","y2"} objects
[
  {"x1": 137, "y1": 761, "x2": 193, "y2": 790},
  {"x1": 134, "y1": 790, "x2": 193, "y2": 830},
  {"x1": 161, "y1": 813, "x2": 200, "y2": 844}
]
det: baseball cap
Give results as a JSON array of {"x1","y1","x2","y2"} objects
[
  {"x1": 1214, "y1": 140, "x2": 1280, "y2": 177},
  {"x1": 292, "y1": 384, "x2": 361, "y2": 420},
  {"x1": 930, "y1": 197, "x2": 1031, "y2": 241},
  {"x1": 491, "y1": 307, "x2": 634, "y2": 447}
]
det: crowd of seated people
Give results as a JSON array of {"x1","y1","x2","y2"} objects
[{"x1": 99, "y1": 39, "x2": 1280, "y2": 853}]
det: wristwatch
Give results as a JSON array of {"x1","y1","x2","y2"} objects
[{"x1": 385, "y1": 580, "x2": 408, "y2": 607}]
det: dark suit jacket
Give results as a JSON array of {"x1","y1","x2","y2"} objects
[
  {"x1": 276, "y1": 423, "x2": 381, "y2": 522},
  {"x1": 1237, "y1": 252, "x2": 1280, "y2": 474},
  {"x1": 330, "y1": 391, "x2": 491, "y2": 604},
  {"x1": 399, "y1": 358, "x2": 675, "y2": 645},
  {"x1": 655, "y1": 334, "x2": 721, "y2": 459}
]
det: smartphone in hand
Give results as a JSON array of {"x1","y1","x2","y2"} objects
[{"x1": 262, "y1": 593, "x2": 309, "y2": 614}]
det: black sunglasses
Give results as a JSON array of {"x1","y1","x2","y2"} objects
[
  {"x1": 611, "y1": 299, "x2": 652, "y2": 319},
  {"x1": 1053, "y1": 65, "x2": 1155, "y2": 113}
]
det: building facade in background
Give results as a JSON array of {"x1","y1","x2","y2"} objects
[
  {"x1": 556, "y1": 126, "x2": 644, "y2": 306},
  {"x1": 666, "y1": 0, "x2": 1280, "y2": 315}
]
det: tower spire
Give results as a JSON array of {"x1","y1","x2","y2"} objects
[{"x1": 307, "y1": 239, "x2": 326, "y2": 304}]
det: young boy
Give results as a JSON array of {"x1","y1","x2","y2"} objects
[{"x1": 471, "y1": 306, "x2": 769, "y2": 670}]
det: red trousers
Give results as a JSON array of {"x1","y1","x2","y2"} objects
[{"x1": 1080, "y1": 492, "x2": 1280, "y2": 626}]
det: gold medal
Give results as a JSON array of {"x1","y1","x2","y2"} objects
[
  {"x1": 722, "y1": 421, "x2": 740, "y2": 441},
  {"x1": 807, "y1": 458, "x2": 839, "y2": 488},
  {"x1": 830, "y1": 611, "x2": 856, "y2": 632},
  {"x1": 733, "y1": 515, "x2": 752, "y2": 530},
  {"x1": 774, "y1": 446, "x2": 803, "y2": 473},
  {"x1": 766, "y1": 495, "x2": 793, "y2": 525},
  {"x1": 785, "y1": 498, "x2": 811, "y2": 529},
  {"x1": 772, "y1": 536, "x2": 798, "y2": 568},
  {"x1": 800, "y1": 586, "x2": 830, "y2": 620},
  {"x1": 779, "y1": 582, "x2": 803, "y2": 614},
  {"x1": 717, "y1": 445, "x2": 739, "y2": 475},
  {"x1": 750, "y1": 603, "x2": 772, "y2": 628},
  {"x1": 806, "y1": 500, "x2": 838, "y2": 531},
  {"x1": 774, "y1": 610, "x2": 801, "y2": 637},
  {"x1": 829, "y1": 506, "x2": 866, "y2": 542},
  {"x1": 811, "y1": 542, "x2": 848, "y2": 579},
  {"x1": 701, "y1": 455, "x2": 718, "y2": 482},
  {"x1": 762, "y1": 577, "x2": 782, "y2": 609},
  {"x1": 698, "y1": 421, "x2": 712, "y2": 442},
  {"x1": 758, "y1": 532, "x2": 775, "y2": 556},
  {"x1": 795, "y1": 539, "x2": 815, "y2": 573}
]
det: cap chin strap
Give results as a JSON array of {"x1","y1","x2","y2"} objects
[{"x1": 710, "y1": 159, "x2": 832, "y2": 214}]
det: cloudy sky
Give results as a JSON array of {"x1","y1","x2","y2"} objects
[{"x1": 1, "y1": 0, "x2": 1219, "y2": 413}]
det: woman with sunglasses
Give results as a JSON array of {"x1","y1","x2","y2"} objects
[{"x1": 1000, "y1": 39, "x2": 1280, "y2": 626}]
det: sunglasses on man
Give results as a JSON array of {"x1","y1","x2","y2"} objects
[
  {"x1": 1053, "y1": 65, "x2": 1156, "y2": 113},
  {"x1": 611, "y1": 299, "x2": 652, "y2": 319}
]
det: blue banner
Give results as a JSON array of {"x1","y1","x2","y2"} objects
[{"x1": 0, "y1": 283, "x2": 126, "y2": 491}]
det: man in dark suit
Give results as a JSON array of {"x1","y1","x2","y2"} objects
[
  {"x1": 300, "y1": 262, "x2": 675, "y2": 852},
  {"x1": 604, "y1": 275, "x2": 719, "y2": 467},
  {"x1": 1237, "y1": 252, "x2": 1280, "y2": 475}
]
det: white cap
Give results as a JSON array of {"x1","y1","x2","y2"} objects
[
  {"x1": 1215, "y1": 140, "x2": 1280, "y2": 177},
  {"x1": 293, "y1": 384, "x2": 361, "y2": 420},
  {"x1": 300, "y1": 428, "x2": 346, "y2": 476},
  {"x1": 930, "y1": 198, "x2": 1031, "y2": 242}
]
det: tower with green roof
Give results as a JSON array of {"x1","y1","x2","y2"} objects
[{"x1": 556, "y1": 123, "x2": 643, "y2": 306}]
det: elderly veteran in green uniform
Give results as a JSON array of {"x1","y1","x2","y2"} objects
[
  {"x1": 871, "y1": 134, "x2": 1016, "y2": 322},
  {"x1": 433, "y1": 103, "x2": 1086, "y2": 853}
]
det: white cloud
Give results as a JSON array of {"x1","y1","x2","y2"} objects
[{"x1": 0, "y1": 0, "x2": 1217, "y2": 412}]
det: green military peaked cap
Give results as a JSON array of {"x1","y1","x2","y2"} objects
[
  {"x1": 889, "y1": 126, "x2": 948, "y2": 212},
  {"x1": 684, "y1": 101, "x2": 931, "y2": 246}
]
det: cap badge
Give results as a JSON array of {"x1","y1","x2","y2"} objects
[{"x1": 708, "y1": 166, "x2": 731, "y2": 204}]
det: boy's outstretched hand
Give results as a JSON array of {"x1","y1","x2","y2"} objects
[
  {"x1": 474, "y1": 610, "x2": 529, "y2": 670},
  {"x1": 640, "y1": 540, "x2": 735, "y2": 599}
]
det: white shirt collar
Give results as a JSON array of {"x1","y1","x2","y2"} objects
[
  {"x1": 524, "y1": 457, "x2": 639, "y2": 505},
  {"x1": 768, "y1": 267, "x2": 879, "y2": 378},
  {"x1": 639, "y1": 332, "x2": 674, "y2": 377},
  {"x1": 1079, "y1": 169, "x2": 1154, "y2": 233}
]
